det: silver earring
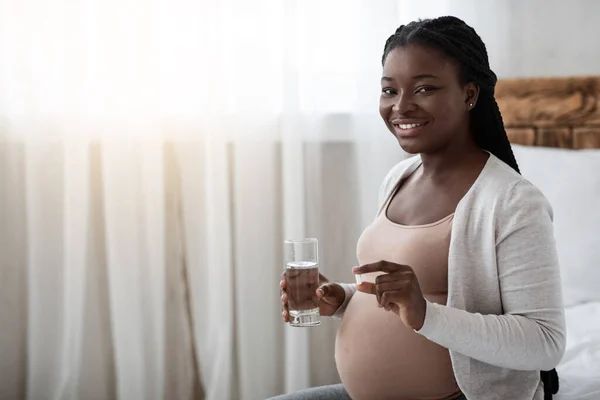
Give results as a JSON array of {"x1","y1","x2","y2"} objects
[{"x1": 469, "y1": 103, "x2": 474, "y2": 107}]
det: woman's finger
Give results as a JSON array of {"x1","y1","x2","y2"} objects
[
  {"x1": 380, "y1": 290, "x2": 404, "y2": 309},
  {"x1": 281, "y1": 293, "x2": 290, "y2": 323},
  {"x1": 387, "y1": 303, "x2": 400, "y2": 314},
  {"x1": 280, "y1": 272, "x2": 287, "y2": 287},
  {"x1": 281, "y1": 293, "x2": 289, "y2": 318},
  {"x1": 317, "y1": 283, "x2": 344, "y2": 299},
  {"x1": 280, "y1": 282, "x2": 287, "y2": 302},
  {"x1": 376, "y1": 280, "x2": 408, "y2": 294},
  {"x1": 316, "y1": 284, "x2": 328, "y2": 297},
  {"x1": 280, "y1": 273, "x2": 287, "y2": 301},
  {"x1": 353, "y1": 261, "x2": 410, "y2": 275},
  {"x1": 375, "y1": 270, "x2": 413, "y2": 284},
  {"x1": 355, "y1": 281, "x2": 376, "y2": 295}
]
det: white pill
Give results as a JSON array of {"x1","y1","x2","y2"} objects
[{"x1": 355, "y1": 274, "x2": 363, "y2": 285}]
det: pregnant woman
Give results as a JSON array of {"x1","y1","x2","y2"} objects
[{"x1": 274, "y1": 16, "x2": 565, "y2": 400}]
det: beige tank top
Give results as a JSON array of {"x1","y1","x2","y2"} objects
[{"x1": 335, "y1": 187, "x2": 462, "y2": 400}]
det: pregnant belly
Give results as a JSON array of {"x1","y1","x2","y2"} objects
[{"x1": 335, "y1": 292, "x2": 460, "y2": 400}]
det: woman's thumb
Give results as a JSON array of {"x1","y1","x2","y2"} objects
[
  {"x1": 318, "y1": 283, "x2": 342, "y2": 299},
  {"x1": 317, "y1": 284, "x2": 330, "y2": 297}
]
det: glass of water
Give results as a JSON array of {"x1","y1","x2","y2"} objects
[{"x1": 284, "y1": 238, "x2": 320, "y2": 327}]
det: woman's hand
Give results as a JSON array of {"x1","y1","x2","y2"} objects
[
  {"x1": 353, "y1": 261, "x2": 427, "y2": 330},
  {"x1": 280, "y1": 272, "x2": 346, "y2": 322}
]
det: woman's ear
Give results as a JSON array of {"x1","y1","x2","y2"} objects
[{"x1": 464, "y1": 82, "x2": 480, "y2": 110}]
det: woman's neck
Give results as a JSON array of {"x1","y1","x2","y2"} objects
[{"x1": 419, "y1": 139, "x2": 487, "y2": 181}]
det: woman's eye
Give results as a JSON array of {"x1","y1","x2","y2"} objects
[
  {"x1": 416, "y1": 86, "x2": 436, "y2": 94},
  {"x1": 381, "y1": 88, "x2": 396, "y2": 96}
]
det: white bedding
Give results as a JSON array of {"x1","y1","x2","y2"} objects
[{"x1": 556, "y1": 302, "x2": 600, "y2": 400}]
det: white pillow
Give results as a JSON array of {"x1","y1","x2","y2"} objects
[{"x1": 511, "y1": 144, "x2": 600, "y2": 307}]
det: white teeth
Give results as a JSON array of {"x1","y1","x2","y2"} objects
[{"x1": 397, "y1": 123, "x2": 424, "y2": 129}]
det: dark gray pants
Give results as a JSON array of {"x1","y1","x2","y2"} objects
[
  {"x1": 266, "y1": 384, "x2": 351, "y2": 400},
  {"x1": 266, "y1": 384, "x2": 467, "y2": 400}
]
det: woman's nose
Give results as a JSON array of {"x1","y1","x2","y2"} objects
[{"x1": 392, "y1": 93, "x2": 417, "y2": 114}]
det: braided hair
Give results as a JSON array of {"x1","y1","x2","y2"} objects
[{"x1": 382, "y1": 16, "x2": 520, "y2": 174}]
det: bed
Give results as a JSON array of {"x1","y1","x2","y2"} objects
[{"x1": 496, "y1": 76, "x2": 600, "y2": 400}]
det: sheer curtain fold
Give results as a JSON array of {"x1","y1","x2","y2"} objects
[{"x1": 0, "y1": 1, "x2": 428, "y2": 399}]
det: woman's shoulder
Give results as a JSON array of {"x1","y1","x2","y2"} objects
[
  {"x1": 479, "y1": 154, "x2": 553, "y2": 215},
  {"x1": 378, "y1": 155, "x2": 421, "y2": 203},
  {"x1": 382, "y1": 155, "x2": 421, "y2": 186},
  {"x1": 484, "y1": 154, "x2": 526, "y2": 187}
]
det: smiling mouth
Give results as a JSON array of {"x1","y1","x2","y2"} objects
[{"x1": 392, "y1": 122, "x2": 428, "y2": 130}]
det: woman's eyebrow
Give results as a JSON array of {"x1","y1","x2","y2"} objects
[{"x1": 381, "y1": 74, "x2": 439, "y2": 82}]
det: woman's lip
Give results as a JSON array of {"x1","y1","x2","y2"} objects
[
  {"x1": 390, "y1": 119, "x2": 429, "y2": 125},
  {"x1": 392, "y1": 121, "x2": 429, "y2": 137}
]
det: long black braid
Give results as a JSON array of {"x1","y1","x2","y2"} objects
[
  {"x1": 383, "y1": 16, "x2": 559, "y2": 399},
  {"x1": 382, "y1": 16, "x2": 521, "y2": 175}
]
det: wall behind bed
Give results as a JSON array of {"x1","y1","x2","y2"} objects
[
  {"x1": 494, "y1": 0, "x2": 600, "y2": 78},
  {"x1": 401, "y1": 0, "x2": 600, "y2": 78}
]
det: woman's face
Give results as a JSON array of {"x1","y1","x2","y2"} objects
[{"x1": 379, "y1": 45, "x2": 478, "y2": 154}]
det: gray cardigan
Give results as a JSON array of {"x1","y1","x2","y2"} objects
[{"x1": 337, "y1": 153, "x2": 566, "y2": 399}]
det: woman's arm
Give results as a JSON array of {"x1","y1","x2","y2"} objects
[{"x1": 416, "y1": 181, "x2": 566, "y2": 371}]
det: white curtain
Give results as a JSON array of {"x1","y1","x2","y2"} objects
[{"x1": 0, "y1": 1, "x2": 514, "y2": 399}]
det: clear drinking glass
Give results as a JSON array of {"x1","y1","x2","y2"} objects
[{"x1": 284, "y1": 238, "x2": 320, "y2": 327}]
